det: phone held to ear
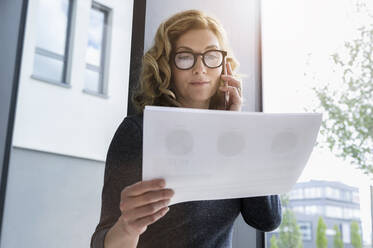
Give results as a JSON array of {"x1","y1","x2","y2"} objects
[{"x1": 223, "y1": 58, "x2": 229, "y2": 110}]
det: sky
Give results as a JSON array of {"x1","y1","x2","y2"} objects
[{"x1": 262, "y1": 0, "x2": 373, "y2": 244}]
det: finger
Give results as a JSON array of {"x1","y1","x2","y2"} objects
[
  {"x1": 123, "y1": 199, "x2": 170, "y2": 222},
  {"x1": 133, "y1": 206, "x2": 170, "y2": 228},
  {"x1": 219, "y1": 84, "x2": 240, "y2": 94},
  {"x1": 223, "y1": 58, "x2": 228, "y2": 75},
  {"x1": 123, "y1": 179, "x2": 166, "y2": 197},
  {"x1": 226, "y1": 61, "x2": 233, "y2": 75},
  {"x1": 122, "y1": 188, "x2": 174, "y2": 210},
  {"x1": 220, "y1": 75, "x2": 241, "y2": 89},
  {"x1": 221, "y1": 86, "x2": 241, "y2": 105},
  {"x1": 228, "y1": 86, "x2": 242, "y2": 105}
]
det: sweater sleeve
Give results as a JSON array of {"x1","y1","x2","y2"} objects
[
  {"x1": 240, "y1": 195, "x2": 282, "y2": 232},
  {"x1": 90, "y1": 116, "x2": 143, "y2": 248}
]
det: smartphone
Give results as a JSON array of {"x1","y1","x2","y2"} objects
[{"x1": 223, "y1": 57, "x2": 229, "y2": 110}]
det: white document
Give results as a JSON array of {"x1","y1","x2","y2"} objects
[{"x1": 143, "y1": 106, "x2": 322, "y2": 206}]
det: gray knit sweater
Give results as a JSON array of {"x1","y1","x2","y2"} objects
[{"x1": 91, "y1": 113, "x2": 282, "y2": 248}]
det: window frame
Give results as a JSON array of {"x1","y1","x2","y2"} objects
[
  {"x1": 82, "y1": 1, "x2": 112, "y2": 98},
  {"x1": 31, "y1": 0, "x2": 74, "y2": 87}
]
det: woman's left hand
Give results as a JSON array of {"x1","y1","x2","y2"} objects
[{"x1": 217, "y1": 62, "x2": 242, "y2": 111}]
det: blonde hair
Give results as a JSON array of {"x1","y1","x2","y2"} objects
[{"x1": 132, "y1": 9, "x2": 239, "y2": 113}]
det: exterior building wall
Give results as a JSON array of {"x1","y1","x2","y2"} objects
[
  {"x1": 12, "y1": 0, "x2": 133, "y2": 162},
  {"x1": 1, "y1": 147, "x2": 105, "y2": 248},
  {"x1": 267, "y1": 180, "x2": 362, "y2": 248},
  {"x1": 2, "y1": 0, "x2": 133, "y2": 247}
]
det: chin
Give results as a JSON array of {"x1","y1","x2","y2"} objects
[{"x1": 190, "y1": 95, "x2": 211, "y2": 102}]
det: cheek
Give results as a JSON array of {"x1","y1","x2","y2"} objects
[
  {"x1": 171, "y1": 68, "x2": 189, "y2": 90},
  {"x1": 208, "y1": 69, "x2": 222, "y2": 86}
]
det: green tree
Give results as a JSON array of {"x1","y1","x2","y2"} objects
[
  {"x1": 270, "y1": 235, "x2": 279, "y2": 248},
  {"x1": 312, "y1": 23, "x2": 373, "y2": 175},
  {"x1": 351, "y1": 221, "x2": 362, "y2": 248},
  {"x1": 316, "y1": 217, "x2": 327, "y2": 248},
  {"x1": 277, "y1": 195, "x2": 303, "y2": 248},
  {"x1": 333, "y1": 224, "x2": 344, "y2": 248}
]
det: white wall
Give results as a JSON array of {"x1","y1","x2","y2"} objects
[
  {"x1": 1, "y1": 147, "x2": 105, "y2": 248},
  {"x1": 12, "y1": 0, "x2": 133, "y2": 162}
]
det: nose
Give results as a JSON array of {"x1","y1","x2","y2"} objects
[{"x1": 192, "y1": 55, "x2": 207, "y2": 74}]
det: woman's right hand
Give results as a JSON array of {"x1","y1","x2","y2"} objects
[{"x1": 117, "y1": 178, "x2": 174, "y2": 238}]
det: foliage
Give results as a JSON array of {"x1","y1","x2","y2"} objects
[
  {"x1": 316, "y1": 217, "x2": 327, "y2": 248},
  {"x1": 351, "y1": 221, "x2": 362, "y2": 248},
  {"x1": 277, "y1": 195, "x2": 303, "y2": 248},
  {"x1": 313, "y1": 24, "x2": 373, "y2": 175},
  {"x1": 270, "y1": 235, "x2": 279, "y2": 248},
  {"x1": 333, "y1": 224, "x2": 344, "y2": 248}
]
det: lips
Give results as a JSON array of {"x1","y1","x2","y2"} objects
[{"x1": 190, "y1": 81, "x2": 209, "y2": 85}]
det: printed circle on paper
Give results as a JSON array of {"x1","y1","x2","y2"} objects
[
  {"x1": 165, "y1": 129, "x2": 194, "y2": 156},
  {"x1": 270, "y1": 131, "x2": 298, "y2": 154},
  {"x1": 217, "y1": 131, "x2": 246, "y2": 157}
]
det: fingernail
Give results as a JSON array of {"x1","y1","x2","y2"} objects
[{"x1": 159, "y1": 179, "x2": 166, "y2": 188}]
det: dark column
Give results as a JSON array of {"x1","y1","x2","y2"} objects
[
  {"x1": 0, "y1": 0, "x2": 29, "y2": 242},
  {"x1": 127, "y1": 0, "x2": 147, "y2": 116}
]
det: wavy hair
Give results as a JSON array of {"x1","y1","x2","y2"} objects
[{"x1": 132, "y1": 9, "x2": 239, "y2": 113}]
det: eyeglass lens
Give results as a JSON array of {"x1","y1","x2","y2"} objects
[{"x1": 174, "y1": 50, "x2": 224, "y2": 69}]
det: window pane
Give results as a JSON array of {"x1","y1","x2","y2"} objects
[
  {"x1": 86, "y1": 7, "x2": 105, "y2": 67},
  {"x1": 299, "y1": 222, "x2": 312, "y2": 240},
  {"x1": 264, "y1": 1, "x2": 371, "y2": 247},
  {"x1": 342, "y1": 223, "x2": 351, "y2": 243},
  {"x1": 84, "y1": 69, "x2": 100, "y2": 92},
  {"x1": 33, "y1": 54, "x2": 64, "y2": 82},
  {"x1": 35, "y1": 0, "x2": 70, "y2": 55},
  {"x1": 325, "y1": 206, "x2": 343, "y2": 218}
]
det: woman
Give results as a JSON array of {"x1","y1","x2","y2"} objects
[{"x1": 91, "y1": 9, "x2": 281, "y2": 248}]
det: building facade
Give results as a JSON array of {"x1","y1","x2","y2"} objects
[
  {"x1": 267, "y1": 180, "x2": 362, "y2": 248},
  {"x1": 1, "y1": 0, "x2": 133, "y2": 247}
]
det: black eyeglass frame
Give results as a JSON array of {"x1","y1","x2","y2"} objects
[{"x1": 172, "y1": 49, "x2": 228, "y2": 70}]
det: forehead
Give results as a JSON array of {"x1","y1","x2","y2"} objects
[{"x1": 175, "y1": 29, "x2": 220, "y2": 51}]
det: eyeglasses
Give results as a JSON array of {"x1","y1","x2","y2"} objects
[{"x1": 172, "y1": 49, "x2": 227, "y2": 70}]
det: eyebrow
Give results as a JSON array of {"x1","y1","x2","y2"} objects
[{"x1": 176, "y1": 45, "x2": 219, "y2": 52}]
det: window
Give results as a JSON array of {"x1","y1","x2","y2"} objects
[
  {"x1": 305, "y1": 205, "x2": 323, "y2": 215},
  {"x1": 342, "y1": 223, "x2": 351, "y2": 243},
  {"x1": 298, "y1": 222, "x2": 312, "y2": 241},
  {"x1": 325, "y1": 205, "x2": 343, "y2": 219},
  {"x1": 289, "y1": 188, "x2": 303, "y2": 199},
  {"x1": 32, "y1": 0, "x2": 73, "y2": 84},
  {"x1": 263, "y1": 1, "x2": 372, "y2": 247},
  {"x1": 304, "y1": 187, "x2": 322, "y2": 198},
  {"x1": 343, "y1": 208, "x2": 353, "y2": 219},
  {"x1": 342, "y1": 190, "x2": 352, "y2": 202},
  {"x1": 325, "y1": 187, "x2": 341, "y2": 200},
  {"x1": 292, "y1": 206, "x2": 305, "y2": 214},
  {"x1": 84, "y1": 2, "x2": 111, "y2": 95},
  {"x1": 326, "y1": 228, "x2": 336, "y2": 236}
]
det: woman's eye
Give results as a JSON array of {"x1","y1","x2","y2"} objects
[
  {"x1": 206, "y1": 55, "x2": 218, "y2": 60},
  {"x1": 179, "y1": 56, "x2": 192, "y2": 60}
]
